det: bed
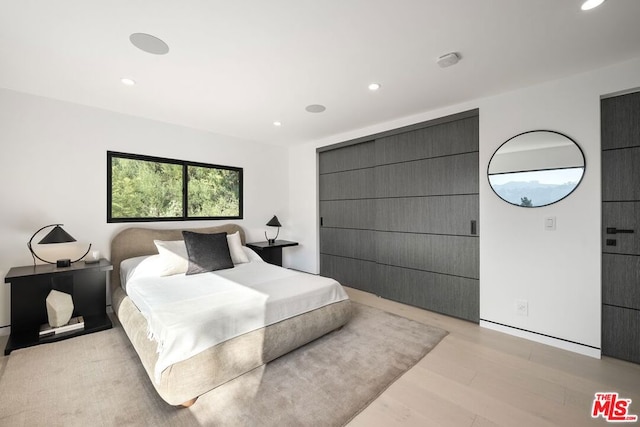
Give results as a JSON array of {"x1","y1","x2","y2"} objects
[{"x1": 110, "y1": 224, "x2": 352, "y2": 406}]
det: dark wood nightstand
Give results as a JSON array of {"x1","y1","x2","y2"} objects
[
  {"x1": 4, "y1": 259, "x2": 113, "y2": 355},
  {"x1": 246, "y1": 240, "x2": 299, "y2": 266}
]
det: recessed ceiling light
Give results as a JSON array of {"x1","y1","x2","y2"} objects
[
  {"x1": 368, "y1": 83, "x2": 381, "y2": 91},
  {"x1": 273, "y1": 121, "x2": 282, "y2": 127},
  {"x1": 581, "y1": 0, "x2": 606, "y2": 11},
  {"x1": 129, "y1": 33, "x2": 169, "y2": 55},
  {"x1": 121, "y1": 77, "x2": 136, "y2": 86},
  {"x1": 305, "y1": 104, "x2": 326, "y2": 113}
]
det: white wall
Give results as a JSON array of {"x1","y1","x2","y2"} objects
[
  {"x1": 288, "y1": 57, "x2": 640, "y2": 355},
  {"x1": 0, "y1": 88, "x2": 289, "y2": 330},
  {"x1": 5, "y1": 56, "x2": 640, "y2": 353}
]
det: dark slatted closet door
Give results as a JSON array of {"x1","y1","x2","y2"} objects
[
  {"x1": 319, "y1": 141, "x2": 381, "y2": 294},
  {"x1": 602, "y1": 91, "x2": 640, "y2": 364},
  {"x1": 319, "y1": 111, "x2": 479, "y2": 322},
  {"x1": 373, "y1": 117, "x2": 479, "y2": 321}
]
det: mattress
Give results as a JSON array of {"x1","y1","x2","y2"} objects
[{"x1": 121, "y1": 249, "x2": 349, "y2": 382}]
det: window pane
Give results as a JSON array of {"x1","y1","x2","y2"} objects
[
  {"x1": 111, "y1": 157, "x2": 183, "y2": 219},
  {"x1": 187, "y1": 165, "x2": 240, "y2": 217}
]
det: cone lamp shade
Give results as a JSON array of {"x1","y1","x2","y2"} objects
[{"x1": 39, "y1": 225, "x2": 76, "y2": 244}]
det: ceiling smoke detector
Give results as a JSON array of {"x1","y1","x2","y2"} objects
[{"x1": 437, "y1": 52, "x2": 460, "y2": 68}]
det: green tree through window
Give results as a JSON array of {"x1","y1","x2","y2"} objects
[
  {"x1": 108, "y1": 151, "x2": 242, "y2": 222},
  {"x1": 188, "y1": 166, "x2": 240, "y2": 217}
]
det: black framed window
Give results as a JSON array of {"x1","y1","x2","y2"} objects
[{"x1": 107, "y1": 151, "x2": 243, "y2": 222}]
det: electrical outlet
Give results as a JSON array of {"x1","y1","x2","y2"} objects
[{"x1": 516, "y1": 299, "x2": 528, "y2": 316}]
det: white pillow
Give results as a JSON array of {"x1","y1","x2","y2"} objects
[
  {"x1": 120, "y1": 255, "x2": 165, "y2": 290},
  {"x1": 227, "y1": 231, "x2": 249, "y2": 264},
  {"x1": 153, "y1": 240, "x2": 188, "y2": 276},
  {"x1": 243, "y1": 246, "x2": 264, "y2": 262}
]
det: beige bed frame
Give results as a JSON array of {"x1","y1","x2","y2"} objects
[{"x1": 110, "y1": 224, "x2": 352, "y2": 406}]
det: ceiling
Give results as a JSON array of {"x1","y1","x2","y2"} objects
[{"x1": 2, "y1": 1, "x2": 640, "y2": 146}]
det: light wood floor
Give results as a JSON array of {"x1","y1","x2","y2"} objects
[
  {"x1": 345, "y1": 287, "x2": 640, "y2": 427},
  {"x1": 1, "y1": 289, "x2": 638, "y2": 426}
]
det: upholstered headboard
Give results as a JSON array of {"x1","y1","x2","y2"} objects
[{"x1": 109, "y1": 224, "x2": 246, "y2": 295}]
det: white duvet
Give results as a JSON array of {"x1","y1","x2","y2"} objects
[{"x1": 121, "y1": 249, "x2": 348, "y2": 383}]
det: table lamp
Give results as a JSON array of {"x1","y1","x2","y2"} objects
[
  {"x1": 265, "y1": 215, "x2": 281, "y2": 245},
  {"x1": 27, "y1": 224, "x2": 91, "y2": 267}
]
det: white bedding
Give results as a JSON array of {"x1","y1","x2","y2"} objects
[{"x1": 121, "y1": 249, "x2": 349, "y2": 383}]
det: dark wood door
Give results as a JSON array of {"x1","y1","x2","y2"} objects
[{"x1": 601, "y1": 91, "x2": 640, "y2": 364}]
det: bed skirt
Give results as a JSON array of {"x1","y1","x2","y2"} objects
[{"x1": 112, "y1": 286, "x2": 352, "y2": 405}]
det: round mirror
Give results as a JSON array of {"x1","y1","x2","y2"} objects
[{"x1": 488, "y1": 130, "x2": 585, "y2": 208}]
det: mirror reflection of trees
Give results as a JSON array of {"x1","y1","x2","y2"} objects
[
  {"x1": 488, "y1": 168, "x2": 583, "y2": 207},
  {"x1": 520, "y1": 197, "x2": 533, "y2": 207},
  {"x1": 488, "y1": 130, "x2": 585, "y2": 208}
]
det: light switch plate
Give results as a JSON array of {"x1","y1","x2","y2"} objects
[{"x1": 545, "y1": 216, "x2": 556, "y2": 231}]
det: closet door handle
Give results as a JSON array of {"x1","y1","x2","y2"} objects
[
  {"x1": 470, "y1": 220, "x2": 477, "y2": 235},
  {"x1": 606, "y1": 227, "x2": 634, "y2": 234}
]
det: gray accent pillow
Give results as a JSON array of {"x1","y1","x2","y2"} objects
[{"x1": 182, "y1": 231, "x2": 234, "y2": 275}]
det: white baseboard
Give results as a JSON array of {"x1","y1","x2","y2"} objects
[{"x1": 480, "y1": 320, "x2": 601, "y2": 359}]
